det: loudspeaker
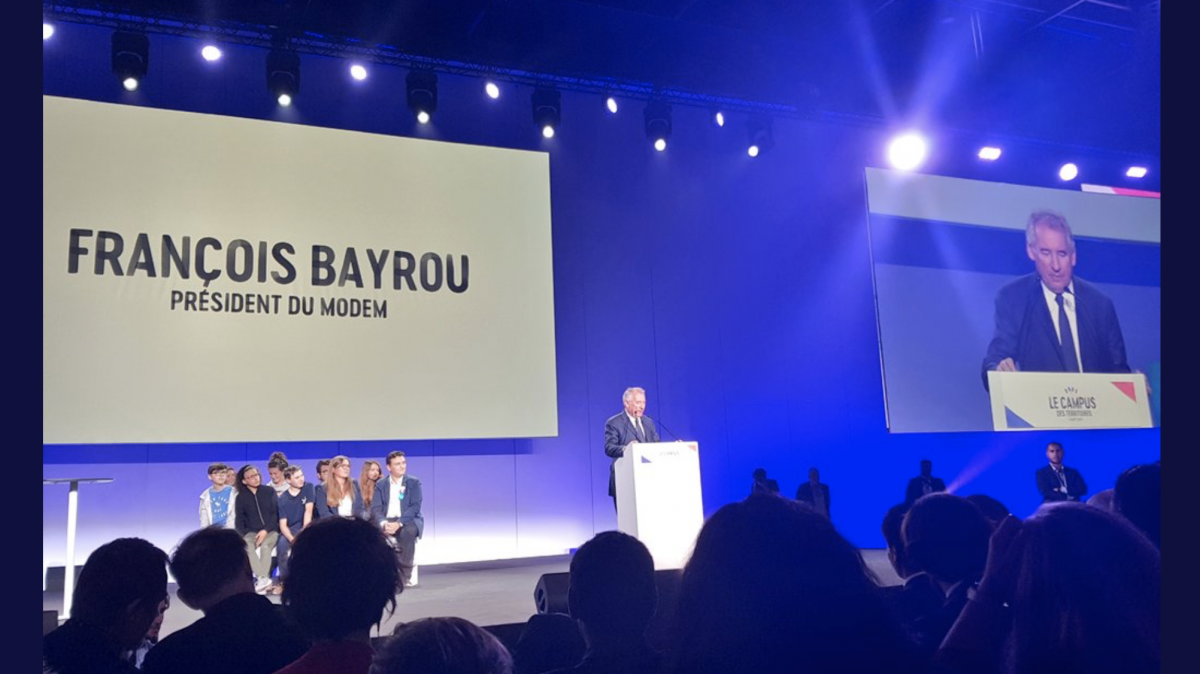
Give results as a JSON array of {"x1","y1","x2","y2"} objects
[
  {"x1": 533, "y1": 572, "x2": 571, "y2": 614},
  {"x1": 532, "y1": 567, "x2": 683, "y2": 649}
]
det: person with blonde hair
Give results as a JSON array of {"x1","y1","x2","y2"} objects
[{"x1": 315, "y1": 455, "x2": 367, "y2": 519}]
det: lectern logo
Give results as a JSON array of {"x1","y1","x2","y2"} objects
[{"x1": 1048, "y1": 385, "x2": 1096, "y2": 420}]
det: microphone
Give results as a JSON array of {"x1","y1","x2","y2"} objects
[{"x1": 653, "y1": 416, "x2": 682, "y2": 442}]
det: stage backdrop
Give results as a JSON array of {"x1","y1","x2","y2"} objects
[
  {"x1": 43, "y1": 23, "x2": 1160, "y2": 571},
  {"x1": 44, "y1": 96, "x2": 557, "y2": 444}
]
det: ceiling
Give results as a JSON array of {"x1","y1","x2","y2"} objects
[{"x1": 45, "y1": 0, "x2": 1160, "y2": 154}]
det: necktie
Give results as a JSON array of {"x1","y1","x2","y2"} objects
[
  {"x1": 1056, "y1": 467, "x2": 1068, "y2": 493},
  {"x1": 1056, "y1": 293, "x2": 1080, "y2": 372},
  {"x1": 635, "y1": 417, "x2": 644, "y2": 441}
]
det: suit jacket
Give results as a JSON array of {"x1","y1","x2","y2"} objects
[
  {"x1": 905, "y1": 476, "x2": 947, "y2": 505},
  {"x1": 795, "y1": 482, "x2": 831, "y2": 517},
  {"x1": 370, "y1": 474, "x2": 424, "y2": 538},
  {"x1": 982, "y1": 273, "x2": 1129, "y2": 388},
  {"x1": 313, "y1": 480, "x2": 367, "y2": 520},
  {"x1": 604, "y1": 412, "x2": 660, "y2": 497},
  {"x1": 1036, "y1": 464, "x2": 1088, "y2": 502}
]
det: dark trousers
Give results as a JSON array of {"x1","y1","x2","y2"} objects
[
  {"x1": 386, "y1": 519, "x2": 419, "y2": 585},
  {"x1": 276, "y1": 533, "x2": 292, "y2": 578}
]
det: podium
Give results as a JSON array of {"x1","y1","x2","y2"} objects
[
  {"x1": 987, "y1": 371, "x2": 1153, "y2": 430},
  {"x1": 614, "y1": 441, "x2": 704, "y2": 569}
]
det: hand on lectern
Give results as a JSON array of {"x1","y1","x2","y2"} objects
[{"x1": 996, "y1": 358, "x2": 1019, "y2": 372}]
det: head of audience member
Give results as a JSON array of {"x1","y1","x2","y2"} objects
[
  {"x1": 282, "y1": 516, "x2": 401, "y2": 641},
  {"x1": 902, "y1": 493, "x2": 990, "y2": 592},
  {"x1": 170, "y1": 527, "x2": 255, "y2": 612},
  {"x1": 1086, "y1": 488, "x2": 1116, "y2": 511},
  {"x1": 568, "y1": 531, "x2": 657, "y2": 647},
  {"x1": 236, "y1": 464, "x2": 262, "y2": 494},
  {"x1": 751, "y1": 468, "x2": 768, "y2": 483},
  {"x1": 284, "y1": 465, "x2": 306, "y2": 490},
  {"x1": 1114, "y1": 462, "x2": 1161, "y2": 549},
  {"x1": 1004, "y1": 503, "x2": 1159, "y2": 674},
  {"x1": 808, "y1": 467, "x2": 820, "y2": 484},
  {"x1": 207, "y1": 463, "x2": 229, "y2": 488},
  {"x1": 372, "y1": 617, "x2": 513, "y2": 674},
  {"x1": 386, "y1": 451, "x2": 408, "y2": 479},
  {"x1": 69, "y1": 538, "x2": 170, "y2": 651},
  {"x1": 965, "y1": 494, "x2": 1011, "y2": 531},
  {"x1": 920, "y1": 459, "x2": 932, "y2": 477},
  {"x1": 361, "y1": 460, "x2": 382, "y2": 484},
  {"x1": 360, "y1": 460, "x2": 383, "y2": 506},
  {"x1": 511, "y1": 613, "x2": 585, "y2": 674},
  {"x1": 224, "y1": 466, "x2": 237, "y2": 488},
  {"x1": 316, "y1": 459, "x2": 332, "y2": 484},
  {"x1": 881, "y1": 502, "x2": 913, "y2": 579},
  {"x1": 325, "y1": 455, "x2": 355, "y2": 505},
  {"x1": 268, "y1": 456, "x2": 289, "y2": 486},
  {"x1": 672, "y1": 493, "x2": 920, "y2": 674}
]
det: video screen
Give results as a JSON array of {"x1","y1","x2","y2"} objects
[{"x1": 865, "y1": 168, "x2": 1160, "y2": 433}]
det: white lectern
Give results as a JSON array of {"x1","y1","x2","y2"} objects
[
  {"x1": 987, "y1": 371, "x2": 1152, "y2": 430},
  {"x1": 614, "y1": 441, "x2": 704, "y2": 569}
]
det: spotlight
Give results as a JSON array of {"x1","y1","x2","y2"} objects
[
  {"x1": 350, "y1": 64, "x2": 368, "y2": 81},
  {"x1": 407, "y1": 70, "x2": 438, "y2": 124},
  {"x1": 714, "y1": 110, "x2": 725, "y2": 127},
  {"x1": 267, "y1": 49, "x2": 300, "y2": 106},
  {"x1": 644, "y1": 101, "x2": 672, "y2": 152},
  {"x1": 747, "y1": 118, "x2": 774, "y2": 158},
  {"x1": 605, "y1": 96, "x2": 618, "y2": 114},
  {"x1": 532, "y1": 88, "x2": 562, "y2": 139},
  {"x1": 44, "y1": 23, "x2": 55, "y2": 41},
  {"x1": 201, "y1": 45, "x2": 222, "y2": 62},
  {"x1": 1126, "y1": 166, "x2": 1148, "y2": 178},
  {"x1": 112, "y1": 31, "x2": 149, "y2": 92},
  {"x1": 1058, "y1": 163, "x2": 1079, "y2": 181},
  {"x1": 485, "y1": 81, "x2": 500, "y2": 99},
  {"x1": 887, "y1": 133, "x2": 927, "y2": 171},
  {"x1": 978, "y1": 146, "x2": 1002, "y2": 161}
]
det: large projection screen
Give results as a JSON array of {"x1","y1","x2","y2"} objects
[
  {"x1": 865, "y1": 167, "x2": 1160, "y2": 434},
  {"x1": 44, "y1": 96, "x2": 557, "y2": 444}
]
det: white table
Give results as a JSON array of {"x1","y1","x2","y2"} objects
[{"x1": 43, "y1": 477, "x2": 114, "y2": 621}]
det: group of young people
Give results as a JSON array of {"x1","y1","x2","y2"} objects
[{"x1": 196, "y1": 450, "x2": 423, "y2": 593}]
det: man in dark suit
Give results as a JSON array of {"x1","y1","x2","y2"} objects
[
  {"x1": 794, "y1": 467, "x2": 830, "y2": 519},
  {"x1": 1036, "y1": 441, "x2": 1088, "y2": 502},
  {"x1": 905, "y1": 460, "x2": 946, "y2": 505},
  {"x1": 603, "y1": 387, "x2": 659, "y2": 510},
  {"x1": 371, "y1": 450, "x2": 424, "y2": 586},
  {"x1": 982, "y1": 210, "x2": 1129, "y2": 388},
  {"x1": 751, "y1": 468, "x2": 781, "y2": 496}
]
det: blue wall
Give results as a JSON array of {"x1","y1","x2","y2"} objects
[{"x1": 43, "y1": 24, "x2": 1160, "y2": 564}]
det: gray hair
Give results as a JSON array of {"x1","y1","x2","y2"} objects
[
  {"x1": 622, "y1": 387, "x2": 646, "y2": 402},
  {"x1": 1025, "y1": 210, "x2": 1075, "y2": 253}
]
